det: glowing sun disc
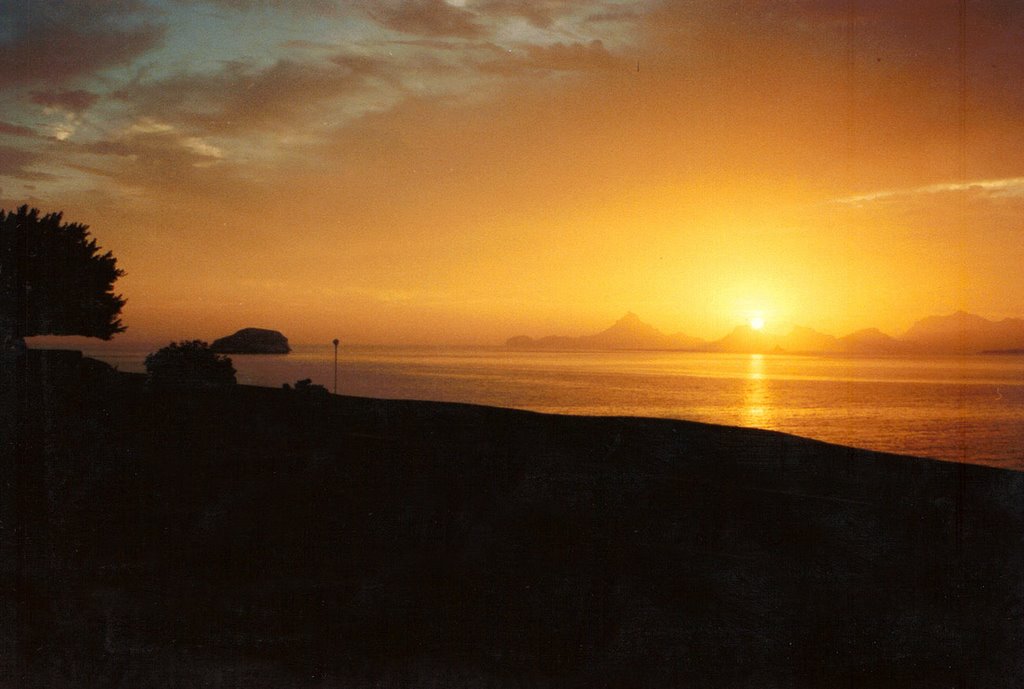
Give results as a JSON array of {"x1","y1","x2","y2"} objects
[{"x1": 750, "y1": 316, "x2": 765, "y2": 330}]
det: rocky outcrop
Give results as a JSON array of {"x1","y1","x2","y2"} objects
[{"x1": 210, "y1": 328, "x2": 290, "y2": 354}]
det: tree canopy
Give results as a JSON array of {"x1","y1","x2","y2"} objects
[{"x1": 0, "y1": 205, "x2": 125, "y2": 343}]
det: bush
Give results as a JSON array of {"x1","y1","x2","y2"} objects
[
  {"x1": 283, "y1": 378, "x2": 329, "y2": 400},
  {"x1": 144, "y1": 340, "x2": 236, "y2": 388},
  {"x1": 295, "y1": 378, "x2": 327, "y2": 393}
]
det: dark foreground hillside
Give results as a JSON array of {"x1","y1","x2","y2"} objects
[{"x1": 2, "y1": 351, "x2": 1023, "y2": 688}]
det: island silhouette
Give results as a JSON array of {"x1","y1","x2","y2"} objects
[{"x1": 210, "y1": 327, "x2": 292, "y2": 354}]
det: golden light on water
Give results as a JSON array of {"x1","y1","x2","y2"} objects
[{"x1": 742, "y1": 354, "x2": 772, "y2": 429}]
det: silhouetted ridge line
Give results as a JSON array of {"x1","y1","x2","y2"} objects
[
  {"x1": 508, "y1": 311, "x2": 1024, "y2": 354},
  {"x1": 507, "y1": 312, "x2": 703, "y2": 350}
]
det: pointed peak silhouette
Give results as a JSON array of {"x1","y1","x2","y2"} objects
[{"x1": 610, "y1": 311, "x2": 649, "y2": 326}]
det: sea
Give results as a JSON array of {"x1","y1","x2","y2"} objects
[{"x1": 77, "y1": 345, "x2": 1024, "y2": 470}]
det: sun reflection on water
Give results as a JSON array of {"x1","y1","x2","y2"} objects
[{"x1": 742, "y1": 354, "x2": 773, "y2": 428}]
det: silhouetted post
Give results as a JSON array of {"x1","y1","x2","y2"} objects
[{"x1": 332, "y1": 339, "x2": 339, "y2": 394}]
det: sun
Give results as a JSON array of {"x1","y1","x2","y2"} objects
[{"x1": 750, "y1": 315, "x2": 765, "y2": 330}]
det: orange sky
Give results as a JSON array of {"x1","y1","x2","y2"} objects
[{"x1": 2, "y1": 1, "x2": 1024, "y2": 344}]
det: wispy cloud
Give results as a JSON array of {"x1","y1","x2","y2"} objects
[
  {"x1": 477, "y1": 39, "x2": 618, "y2": 74},
  {"x1": 0, "y1": 121, "x2": 38, "y2": 138},
  {"x1": 835, "y1": 178, "x2": 1024, "y2": 205},
  {"x1": 110, "y1": 55, "x2": 393, "y2": 137},
  {"x1": 174, "y1": 0, "x2": 346, "y2": 14},
  {"x1": 30, "y1": 89, "x2": 100, "y2": 113},
  {"x1": 369, "y1": 0, "x2": 486, "y2": 38},
  {"x1": 0, "y1": 144, "x2": 57, "y2": 181}
]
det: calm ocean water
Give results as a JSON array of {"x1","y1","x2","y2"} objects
[{"x1": 82, "y1": 345, "x2": 1024, "y2": 469}]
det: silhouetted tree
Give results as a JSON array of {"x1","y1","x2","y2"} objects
[
  {"x1": 0, "y1": 205, "x2": 125, "y2": 349},
  {"x1": 144, "y1": 341, "x2": 236, "y2": 388}
]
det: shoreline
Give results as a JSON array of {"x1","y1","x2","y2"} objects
[
  {"x1": 3, "y1": 354, "x2": 1023, "y2": 686},
  {"x1": 16, "y1": 344, "x2": 1024, "y2": 468}
]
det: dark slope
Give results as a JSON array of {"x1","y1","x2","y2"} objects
[{"x1": 3, "y1": 351, "x2": 1023, "y2": 688}]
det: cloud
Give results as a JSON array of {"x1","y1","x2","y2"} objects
[
  {"x1": 0, "y1": 1, "x2": 164, "y2": 86},
  {"x1": 836, "y1": 177, "x2": 1024, "y2": 205},
  {"x1": 30, "y1": 89, "x2": 100, "y2": 113},
  {"x1": 0, "y1": 121, "x2": 37, "y2": 138},
  {"x1": 585, "y1": 8, "x2": 642, "y2": 24},
  {"x1": 369, "y1": 0, "x2": 486, "y2": 38},
  {"x1": 471, "y1": 0, "x2": 567, "y2": 28},
  {"x1": 112, "y1": 55, "x2": 391, "y2": 136},
  {"x1": 57, "y1": 126, "x2": 254, "y2": 204},
  {"x1": 469, "y1": 0, "x2": 640, "y2": 30},
  {"x1": 767, "y1": 0, "x2": 1023, "y2": 27},
  {"x1": 179, "y1": 0, "x2": 633, "y2": 33},
  {"x1": 1, "y1": 0, "x2": 150, "y2": 27},
  {"x1": 0, "y1": 23, "x2": 164, "y2": 86},
  {"x1": 0, "y1": 144, "x2": 56, "y2": 181},
  {"x1": 279, "y1": 39, "x2": 345, "y2": 51},
  {"x1": 173, "y1": 0, "x2": 346, "y2": 15},
  {"x1": 478, "y1": 39, "x2": 618, "y2": 74},
  {"x1": 75, "y1": 122, "x2": 223, "y2": 163}
]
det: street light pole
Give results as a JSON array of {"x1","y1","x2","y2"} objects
[{"x1": 332, "y1": 338, "x2": 339, "y2": 394}]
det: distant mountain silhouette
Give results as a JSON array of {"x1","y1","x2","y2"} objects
[
  {"x1": 839, "y1": 328, "x2": 914, "y2": 354},
  {"x1": 779, "y1": 325, "x2": 841, "y2": 353},
  {"x1": 708, "y1": 324, "x2": 840, "y2": 354},
  {"x1": 508, "y1": 310, "x2": 1024, "y2": 355},
  {"x1": 900, "y1": 311, "x2": 1024, "y2": 353},
  {"x1": 708, "y1": 325, "x2": 779, "y2": 353},
  {"x1": 507, "y1": 313, "x2": 703, "y2": 351}
]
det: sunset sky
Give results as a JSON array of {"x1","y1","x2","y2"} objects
[{"x1": 2, "y1": 1, "x2": 1023, "y2": 345}]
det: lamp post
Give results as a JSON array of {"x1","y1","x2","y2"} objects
[{"x1": 332, "y1": 338, "x2": 339, "y2": 394}]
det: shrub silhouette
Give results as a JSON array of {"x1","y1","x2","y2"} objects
[
  {"x1": 144, "y1": 341, "x2": 236, "y2": 388},
  {"x1": 283, "y1": 377, "x2": 329, "y2": 400},
  {"x1": 0, "y1": 205, "x2": 125, "y2": 348},
  {"x1": 295, "y1": 378, "x2": 327, "y2": 393}
]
